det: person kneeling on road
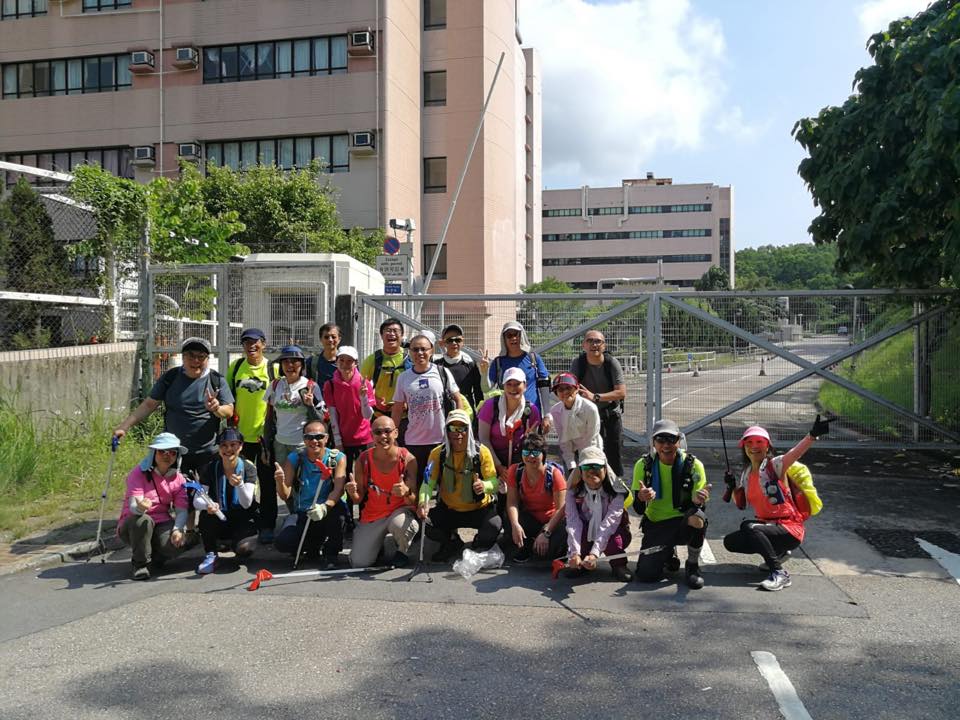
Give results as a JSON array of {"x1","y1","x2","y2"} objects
[
  {"x1": 565, "y1": 446, "x2": 633, "y2": 582},
  {"x1": 117, "y1": 432, "x2": 190, "y2": 581},
  {"x1": 631, "y1": 419, "x2": 710, "y2": 590},
  {"x1": 193, "y1": 427, "x2": 258, "y2": 575},
  {"x1": 274, "y1": 420, "x2": 346, "y2": 567},
  {"x1": 721, "y1": 416, "x2": 828, "y2": 592},
  {"x1": 505, "y1": 432, "x2": 567, "y2": 563},
  {"x1": 346, "y1": 416, "x2": 420, "y2": 568},
  {"x1": 418, "y1": 409, "x2": 501, "y2": 563}
]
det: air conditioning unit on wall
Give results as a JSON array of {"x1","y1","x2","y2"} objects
[
  {"x1": 173, "y1": 47, "x2": 199, "y2": 69},
  {"x1": 130, "y1": 51, "x2": 155, "y2": 72},
  {"x1": 350, "y1": 131, "x2": 376, "y2": 155},
  {"x1": 348, "y1": 29, "x2": 375, "y2": 56},
  {"x1": 178, "y1": 143, "x2": 201, "y2": 161},
  {"x1": 132, "y1": 146, "x2": 156, "y2": 166}
]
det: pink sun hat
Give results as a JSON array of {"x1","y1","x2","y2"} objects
[{"x1": 738, "y1": 425, "x2": 771, "y2": 448}]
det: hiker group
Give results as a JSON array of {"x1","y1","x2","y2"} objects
[{"x1": 111, "y1": 318, "x2": 825, "y2": 592}]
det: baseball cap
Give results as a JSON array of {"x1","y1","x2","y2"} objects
[
  {"x1": 217, "y1": 427, "x2": 244, "y2": 444},
  {"x1": 240, "y1": 327, "x2": 266, "y2": 342},
  {"x1": 551, "y1": 372, "x2": 579, "y2": 391},
  {"x1": 502, "y1": 367, "x2": 526, "y2": 385},
  {"x1": 441, "y1": 323, "x2": 464, "y2": 338},
  {"x1": 650, "y1": 419, "x2": 681, "y2": 440},
  {"x1": 336, "y1": 345, "x2": 359, "y2": 362},
  {"x1": 181, "y1": 337, "x2": 211, "y2": 354},
  {"x1": 578, "y1": 446, "x2": 607, "y2": 467},
  {"x1": 739, "y1": 425, "x2": 771, "y2": 448}
]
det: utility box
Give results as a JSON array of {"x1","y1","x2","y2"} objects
[{"x1": 238, "y1": 253, "x2": 384, "y2": 350}]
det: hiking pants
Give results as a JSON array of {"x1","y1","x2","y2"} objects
[
  {"x1": 350, "y1": 507, "x2": 419, "y2": 567},
  {"x1": 514, "y1": 509, "x2": 567, "y2": 560},
  {"x1": 426, "y1": 501, "x2": 501, "y2": 551},
  {"x1": 242, "y1": 441, "x2": 277, "y2": 532},
  {"x1": 198, "y1": 507, "x2": 258, "y2": 555},
  {"x1": 275, "y1": 505, "x2": 343, "y2": 560},
  {"x1": 635, "y1": 513, "x2": 707, "y2": 582},
  {"x1": 723, "y1": 520, "x2": 800, "y2": 571},
  {"x1": 118, "y1": 514, "x2": 183, "y2": 568}
]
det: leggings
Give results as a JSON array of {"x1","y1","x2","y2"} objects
[{"x1": 723, "y1": 520, "x2": 801, "y2": 571}]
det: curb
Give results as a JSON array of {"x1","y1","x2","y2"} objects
[{"x1": 0, "y1": 539, "x2": 118, "y2": 578}]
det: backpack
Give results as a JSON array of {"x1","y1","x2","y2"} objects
[
  {"x1": 438, "y1": 365, "x2": 456, "y2": 417},
  {"x1": 762, "y1": 460, "x2": 822, "y2": 520},
  {"x1": 228, "y1": 356, "x2": 275, "y2": 394},
  {"x1": 155, "y1": 366, "x2": 227, "y2": 427},
  {"x1": 372, "y1": 349, "x2": 413, "y2": 386},
  {"x1": 635, "y1": 451, "x2": 697, "y2": 514},
  {"x1": 492, "y1": 352, "x2": 550, "y2": 389},
  {"x1": 263, "y1": 377, "x2": 322, "y2": 446},
  {"x1": 571, "y1": 351, "x2": 624, "y2": 413},
  {"x1": 515, "y1": 460, "x2": 564, "y2": 498},
  {"x1": 357, "y1": 447, "x2": 411, "y2": 512},
  {"x1": 438, "y1": 445, "x2": 485, "y2": 499}
]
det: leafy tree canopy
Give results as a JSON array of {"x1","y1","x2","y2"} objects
[
  {"x1": 694, "y1": 265, "x2": 730, "y2": 291},
  {"x1": 735, "y1": 243, "x2": 854, "y2": 290},
  {"x1": 522, "y1": 277, "x2": 578, "y2": 294},
  {"x1": 793, "y1": 0, "x2": 960, "y2": 288}
]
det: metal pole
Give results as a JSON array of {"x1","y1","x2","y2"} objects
[
  {"x1": 913, "y1": 300, "x2": 921, "y2": 442},
  {"x1": 421, "y1": 52, "x2": 506, "y2": 295},
  {"x1": 645, "y1": 292, "x2": 658, "y2": 441}
]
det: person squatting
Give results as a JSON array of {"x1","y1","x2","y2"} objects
[{"x1": 113, "y1": 320, "x2": 826, "y2": 592}]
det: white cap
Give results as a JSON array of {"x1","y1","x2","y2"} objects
[
  {"x1": 502, "y1": 367, "x2": 526, "y2": 384},
  {"x1": 336, "y1": 345, "x2": 359, "y2": 361}
]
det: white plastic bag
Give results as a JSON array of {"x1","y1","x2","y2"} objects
[{"x1": 452, "y1": 545, "x2": 505, "y2": 579}]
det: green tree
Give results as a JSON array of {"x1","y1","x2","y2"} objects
[
  {"x1": 735, "y1": 243, "x2": 844, "y2": 290},
  {"x1": 694, "y1": 265, "x2": 730, "y2": 291},
  {"x1": 793, "y1": 0, "x2": 960, "y2": 288},
  {"x1": 0, "y1": 198, "x2": 11, "y2": 289}
]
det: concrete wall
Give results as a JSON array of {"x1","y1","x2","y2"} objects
[{"x1": 0, "y1": 342, "x2": 139, "y2": 428}]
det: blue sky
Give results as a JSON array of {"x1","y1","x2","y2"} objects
[{"x1": 521, "y1": 0, "x2": 932, "y2": 249}]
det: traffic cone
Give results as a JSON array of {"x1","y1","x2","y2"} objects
[
  {"x1": 759, "y1": 358, "x2": 766, "y2": 376},
  {"x1": 693, "y1": 362, "x2": 701, "y2": 378},
  {"x1": 667, "y1": 363, "x2": 672, "y2": 373}
]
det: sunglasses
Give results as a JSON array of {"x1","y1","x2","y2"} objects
[
  {"x1": 504, "y1": 331, "x2": 521, "y2": 339},
  {"x1": 303, "y1": 432, "x2": 327, "y2": 441},
  {"x1": 585, "y1": 338, "x2": 605, "y2": 345},
  {"x1": 444, "y1": 336, "x2": 464, "y2": 344},
  {"x1": 580, "y1": 463, "x2": 604, "y2": 472},
  {"x1": 447, "y1": 425, "x2": 469, "y2": 434},
  {"x1": 521, "y1": 449, "x2": 543, "y2": 457},
  {"x1": 155, "y1": 448, "x2": 178, "y2": 455},
  {"x1": 654, "y1": 435, "x2": 679, "y2": 444},
  {"x1": 372, "y1": 427, "x2": 395, "y2": 436}
]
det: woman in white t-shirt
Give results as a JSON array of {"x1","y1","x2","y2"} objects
[
  {"x1": 391, "y1": 332, "x2": 463, "y2": 475},
  {"x1": 264, "y1": 345, "x2": 324, "y2": 465}
]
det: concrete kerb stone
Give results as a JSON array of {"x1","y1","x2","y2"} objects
[{"x1": 0, "y1": 539, "x2": 106, "y2": 578}]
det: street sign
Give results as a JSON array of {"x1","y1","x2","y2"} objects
[
  {"x1": 383, "y1": 236, "x2": 400, "y2": 255},
  {"x1": 384, "y1": 283, "x2": 402, "y2": 294},
  {"x1": 375, "y1": 253, "x2": 411, "y2": 281}
]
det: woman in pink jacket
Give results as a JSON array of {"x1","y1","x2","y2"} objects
[
  {"x1": 322, "y1": 345, "x2": 375, "y2": 477},
  {"x1": 117, "y1": 432, "x2": 190, "y2": 580}
]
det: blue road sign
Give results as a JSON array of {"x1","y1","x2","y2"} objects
[
  {"x1": 383, "y1": 236, "x2": 401, "y2": 255},
  {"x1": 384, "y1": 283, "x2": 402, "y2": 294}
]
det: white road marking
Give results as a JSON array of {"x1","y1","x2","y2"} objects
[
  {"x1": 915, "y1": 537, "x2": 960, "y2": 586},
  {"x1": 690, "y1": 387, "x2": 710, "y2": 395},
  {"x1": 663, "y1": 396, "x2": 679, "y2": 407},
  {"x1": 699, "y1": 538, "x2": 716, "y2": 565},
  {"x1": 751, "y1": 651, "x2": 814, "y2": 720}
]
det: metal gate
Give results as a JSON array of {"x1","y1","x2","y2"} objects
[{"x1": 357, "y1": 289, "x2": 960, "y2": 450}]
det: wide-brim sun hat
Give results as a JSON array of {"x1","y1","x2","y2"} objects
[
  {"x1": 739, "y1": 425, "x2": 772, "y2": 448},
  {"x1": 149, "y1": 432, "x2": 187, "y2": 454}
]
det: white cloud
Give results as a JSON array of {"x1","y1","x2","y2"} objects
[
  {"x1": 856, "y1": 0, "x2": 932, "y2": 38},
  {"x1": 521, "y1": 0, "x2": 752, "y2": 187}
]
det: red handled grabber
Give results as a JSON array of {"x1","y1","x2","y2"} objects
[{"x1": 551, "y1": 545, "x2": 669, "y2": 579}]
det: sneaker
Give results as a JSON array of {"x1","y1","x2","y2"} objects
[
  {"x1": 197, "y1": 552, "x2": 217, "y2": 575},
  {"x1": 132, "y1": 565, "x2": 150, "y2": 581},
  {"x1": 258, "y1": 528, "x2": 275, "y2": 544},
  {"x1": 392, "y1": 552, "x2": 410, "y2": 568},
  {"x1": 612, "y1": 565, "x2": 634, "y2": 582},
  {"x1": 685, "y1": 562, "x2": 704, "y2": 590},
  {"x1": 513, "y1": 545, "x2": 532, "y2": 564},
  {"x1": 760, "y1": 569, "x2": 792, "y2": 591},
  {"x1": 664, "y1": 548, "x2": 681, "y2": 573}
]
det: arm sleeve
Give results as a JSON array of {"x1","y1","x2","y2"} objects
[
  {"x1": 173, "y1": 509, "x2": 188, "y2": 529},
  {"x1": 565, "y1": 490, "x2": 582, "y2": 557},
  {"x1": 361, "y1": 379, "x2": 375, "y2": 419},
  {"x1": 478, "y1": 446, "x2": 498, "y2": 495},
  {"x1": 237, "y1": 461, "x2": 257, "y2": 508},
  {"x1": 692, "y1": 458, "x2": 707, "y2": 494},
  {"x1": 535, "y1": 354, "x2": 550, "y2": 382},
  {"x1": 418, "y1": 447, "x2": 442, "y2": 505},
  {"x1": 590, "y1": 494, "x2": 625, "y2": 558}
]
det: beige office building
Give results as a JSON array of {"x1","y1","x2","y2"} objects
[
  {"x1": 0, "y1": 0, "x2": 541, "y2": 295},
  {"x1": 541, "y1": 176, "x2": 734, "y2": 289}
]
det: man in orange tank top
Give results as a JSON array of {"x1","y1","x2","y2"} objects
[{"x1": 345, "y1": 415, "x2": 420, "y2": 568}]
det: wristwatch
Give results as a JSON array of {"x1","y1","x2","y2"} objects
[
  {"x1": 542, "y1": 526, "x2": 552, "y2": 538},
  {"x1": 593, "y1": 392, "x2": 601, "y2": 403}
]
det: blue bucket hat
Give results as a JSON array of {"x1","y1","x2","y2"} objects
[
  {"x1": 140, "y1": 432, "x2": 187, "y2": 472},
  {"x1": 277, "y1": 345, "x2": 305, "y2": 362}
]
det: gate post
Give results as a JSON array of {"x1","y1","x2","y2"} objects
[{"x1": 645, "y1": 292, "x2": 659, "y2": 439}]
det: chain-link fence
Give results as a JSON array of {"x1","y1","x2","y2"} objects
[
  {"x1": 0, "y1": 161, "x2": 137, "y2": 351},
  {"x1": 358, "y1": 289, "x2": 960, "y2": 450}
]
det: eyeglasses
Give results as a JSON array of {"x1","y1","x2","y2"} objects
[
  {"x1": 447, "y1": 425, "x2": 468, "y2": 434},
  {"x1": 444, "y1": 336, "x2": 463, "y2": 344},
  {"x1": 580, "y1": 463, "x2": 604, "y2": 472},
  {"x1": 372, "y1": 428, "x2": 395, "y2": 436},
  {"x1": 303, "y1": 432, "x2": 327, "y2": 441},
  {"x1": 585, "y1": 338, "x2": 605, "y2": 345},
  {"x1": 155, "y1": 448, "x2": 178, "y2": 456},
  {"x1": 410, "y1": 346, "x2": 432, "y2": 354},
  {"x1": 504, "y1": 331, "x2": 521, "y2": 339},
  {"x1": 521, "y1": 449, "x2": 543, "y2": 457},
  {"x1": 382, "y1": 328, "x2": 401, "y2": 336},
  {"x1": 653, "y1": 435, "x2": 679, "y2": 444}
]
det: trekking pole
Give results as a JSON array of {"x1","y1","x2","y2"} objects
[
  {"x1": 406, "y1": 462, "x2": 433, "y2": 583},
  {"x1": 551, "y1": 545, "x2": 668, "y2": 579},
  {"x1": 719, "y1": 418, "x2": 735, "y2": 503},
  {"x1": 293, "y1": 466, "x2": 330, "y2": 570},
  {"x1": 89, "y1": 436, "x2": 120, "y2": 563}
]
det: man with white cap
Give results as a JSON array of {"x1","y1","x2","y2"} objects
[
  {"x1": 485, "y1": 320, "x2": 551, "y2": 416},
  {"x1": 418, "y1": 409, "x2": 500, "y2": 562},
  {"x1": 322, "y1": 344, "x2": 375, "y2": 477},
  {"x1": 631, "y1": 419, "x2": 710, "y2": 589},
  {"x1": 114, "y1": 337, "x2": 235, "y2": 477},
  {"x1": 116, "y1": 432, "x2": 190, "y2": 580}
]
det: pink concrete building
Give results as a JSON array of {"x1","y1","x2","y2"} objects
[
  {"x1": 0, "y1": 0, "x2": 541, "y2": 294},
  {"x1": 541, "y1": 175, "x2": 734, "y2": 289}
]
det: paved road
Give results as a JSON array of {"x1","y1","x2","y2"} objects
[{"x1": 1, "y1": 453, "x2": 958, "y2": 719}]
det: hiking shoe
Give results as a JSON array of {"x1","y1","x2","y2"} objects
[
  {"x1": 132, "y1": 565, "x2": 150, "y2": 581},
  {"x1": 432, "y1": 537, "x2": 464, "y2": 563},
  {"x1": 513, "y1": 545, "x2": 532, "y2": 564},
  {"x1": 685, "y1": 562, "x2": 704, "y2": 590},
  {"x1": 664, "y1": 548, "x2": 681, "y2": 573},
  {"x1": 197, "y1": 552, "x2": 217, "y2": 575},
  {"x1": 392, "y1": 552, "x2": 410, "y2": 568},
  {"x1": 761, "y1": 569, "x2": 792, "y2": 591},
  {"x1": 258, "y1": 528, "x2": 275, "y2": 544},
  {"x1": 612, "y1": 565, "x2": 634, "y2": 582}
]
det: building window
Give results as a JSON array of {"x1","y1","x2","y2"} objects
[
  {"x1": 2, "y1": 53, "x2": 131, "y2": 98},
  {"x1": 3, "y1": 147, "x2": 133, "y2": 188},
  {"x1": 1, "y1": 0, "x2": 46, "y2": 18},
  {"x1": 719, "y1": 217, "x2": 731, "y2": 279},
  {"x1": 424, "y1": 157, "x2": 446, "y2": 193},
  {"x1": 205, "y1": 134, "x2": 350, "y2": 173},
  {"x1": 82, "y1": 0, "x2": 131, "y2": 11},
  {"x1": 423, "y1": 243, "x2": 447, "y2": 280},
  {"x1": 587, "y1": 207, "x2": 622, "y2": 216},
  {"x1": 424, "y1": 70, "x2": 446, "y2": 107},
  {"x1": 542, "y1": 208, "x2": 582, "y2": 217},
  {"x1": 543, "y1": 253, "x2": 712, "y2": 267},
  {"x1": 203, "y1": 35, "x2": 348, "y2": 84},
  {"x1": 542, "y1": 228, "x2": 711, "y2": 242},
  {"x1": 627, "y1": 203, "x2": 712, "y2": 214},
  {"x1": 424, "y1": 0, "x2": 446, "y2": 29}
]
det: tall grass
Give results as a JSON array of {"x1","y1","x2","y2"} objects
[{"x1": 0, "y1": 398, "x2": 160, "y2": 539}]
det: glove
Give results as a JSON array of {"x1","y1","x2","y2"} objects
[
  {"x1": 722, "y1": 470, "x2": 736, "y2": 503},
  {"x1": 809, "y1": 414, "x2": 832, "y2": 439},
  {"x1": 307, "y1": 503, "x2": 328, "y2": 522}
]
